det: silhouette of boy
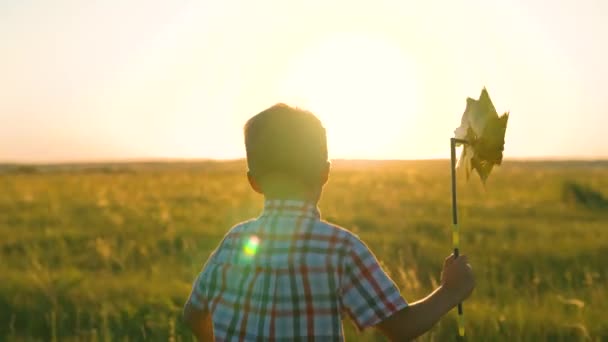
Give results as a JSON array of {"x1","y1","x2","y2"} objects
[{"x1": 184, "y1": 103, "x2": 475, "y2": 341}]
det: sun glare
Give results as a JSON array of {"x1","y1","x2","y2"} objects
[{"x1": 278, "y1": 33, "x2": 419, "y2": 159}]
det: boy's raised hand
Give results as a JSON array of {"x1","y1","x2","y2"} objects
[
  {"x1": 440, "y1": 254, "x2": 475, "y2": 304},
  {"x1": 375, "y1": 254, "x2": 475, "y2": 340}
]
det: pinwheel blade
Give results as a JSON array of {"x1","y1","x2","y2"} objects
[{"x1": 454, "y1": 88, "x2": 509, "y2": 183}]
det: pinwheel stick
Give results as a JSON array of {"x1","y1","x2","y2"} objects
[{"x1": 450, "y1": 137, "x2": 468, "y2": 338}]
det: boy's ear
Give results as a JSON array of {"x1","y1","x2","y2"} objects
[{"x1": 247, "y1": 171, "x2": 264, "y2": 194}]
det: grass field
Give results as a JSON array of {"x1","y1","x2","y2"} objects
[{"x1": 1, "y1": 160, "x2": 607, "y2": 341}]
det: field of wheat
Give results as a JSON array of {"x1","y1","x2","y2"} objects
[{"x1": 1, "y1": 160, "x2": 606, "y2": 341}]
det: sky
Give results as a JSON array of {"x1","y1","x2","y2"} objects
[{"x1": 1, "y1": 0, "x2": 607, "y2": 162}]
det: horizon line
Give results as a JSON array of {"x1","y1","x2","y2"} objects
[{"x1": 2, "y1": 156, "x2": 608, "y2": 166}]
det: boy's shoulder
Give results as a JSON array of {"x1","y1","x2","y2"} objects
[
  {"x1": 225, "y1": 216, "x2": 364, "y2": 248},
  {"x1": 319, "y1": 219, "x2": 362, "y2": 240}
]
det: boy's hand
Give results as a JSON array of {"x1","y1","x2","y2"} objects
[
  {"x1": 440, "y1": 254, "x2": 475, "y2": 305},
  {"x1": 375, "y1": 253, "x2": 475, "y2": 340}
]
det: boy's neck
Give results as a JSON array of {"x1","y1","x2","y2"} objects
[
  {"x1": 262, "y1": 186, "x2": 321, "y2": 204},
  {"x1": 260, "y1": 175, "x2": 322, "y2": 204},
  {"x1": 264, "y1": 194, "x2": 319, "y2": 203},
  {"x1": 263, "y1": 186, "x2": 320, "y2": 203}
]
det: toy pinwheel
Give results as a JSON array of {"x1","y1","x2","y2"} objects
[
  {"x1": 450, "y1": 88, "x2": 509, "y2": 337},
  {"x1": 454, "y1": 87, "x2": 509, "y2": 183}
]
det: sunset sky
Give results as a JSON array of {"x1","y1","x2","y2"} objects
[{"x1": 1, "y1": 0, "x2": 607, "y2": 162}]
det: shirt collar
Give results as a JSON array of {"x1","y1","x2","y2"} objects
[{"x1": 261, "y1": 199, "x2": 320, "y2": 220}]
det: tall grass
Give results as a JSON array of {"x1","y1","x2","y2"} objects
[{"x1": 1, "y1": 160, "x2": 606, "y2": 341}]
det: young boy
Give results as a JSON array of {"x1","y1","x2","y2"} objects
[{"x1": 183, "y1": 104, "x2": 475, "y2": 341}]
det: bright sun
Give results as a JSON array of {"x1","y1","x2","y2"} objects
[{"x1": 278, "y1": 33, "x2": 419, "y2": 159}]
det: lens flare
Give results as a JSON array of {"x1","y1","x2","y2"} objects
[{"x1": 243, "y1": 235, "x2": 260, "y2": 256}]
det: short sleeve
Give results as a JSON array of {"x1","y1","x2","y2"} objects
[
  {"x1": 186, "y1": 271, "x2": 208, "y2": 311},
  {"x1": 186, "y1": 250, "x2": 220, "y2": 312},
  {"x1": 340, "y1": 235, "x2": 408, "y2": 330}
]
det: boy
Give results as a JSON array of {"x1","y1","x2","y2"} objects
[{"x1": 184, "y1": 104, "x2": 475, "y2": 341}]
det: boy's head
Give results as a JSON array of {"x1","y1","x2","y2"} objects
[{"x1": 244, "y1": 103, "x2": 330, "y2": 199}]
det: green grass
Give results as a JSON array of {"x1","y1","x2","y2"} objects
[{"x1": 1, "y1": 160, "x2": 607, "y2": 341}]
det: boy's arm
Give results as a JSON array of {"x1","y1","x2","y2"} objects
[
  {"x1": 183, "y1": 270, "x2": 214, "y2": 341},
  {"x1": 183, "y1": 301, "x2": 214, "y2": 341},
  {"x1": 340, "y1": 236, "x2": 474, "y2": 341},
  {"x1": 375, "y1": 285, "x2": 458, "y2": 340},
  {"x1": 375, "y1": 255, "x2": 475, "y2": 341}
]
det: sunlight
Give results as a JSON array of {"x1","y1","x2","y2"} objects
[{"x1": 278, "y1": 33, "x2": 420, "y2": 159}]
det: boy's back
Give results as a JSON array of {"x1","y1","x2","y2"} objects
[
  {"x1": 188, "y1": 199, "x2": 407, "y2": 340},
  {"x1": 183, "y1": 103, "x2": 474, "y2": 341}
]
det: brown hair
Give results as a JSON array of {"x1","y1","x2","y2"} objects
[{"x1": 244, "y1": 103, "x2": 328, "y2": 185}]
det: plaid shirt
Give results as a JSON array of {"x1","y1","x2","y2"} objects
[{"x1": 187, "y1": 199, "x2": 407, "y2": 341}]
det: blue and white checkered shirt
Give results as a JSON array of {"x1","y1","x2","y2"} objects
[{"x1": 187, "y1": 199, "x2": 408, "y2": 341}]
